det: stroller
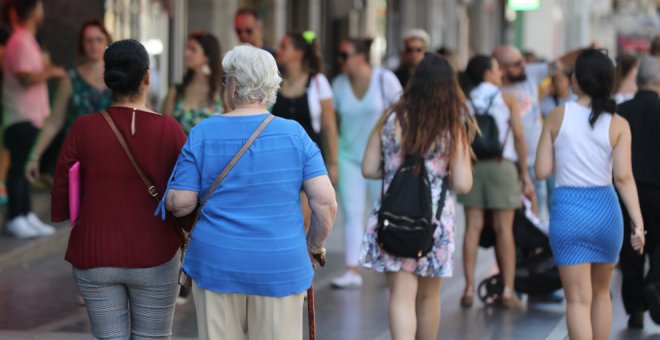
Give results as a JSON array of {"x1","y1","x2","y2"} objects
[{"x1": 477, "y1": 199, "x2": 562, "y2": 304}]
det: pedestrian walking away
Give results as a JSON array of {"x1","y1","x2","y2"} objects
[
  {"x1": 51, "y1": 39, "x2": 190, "y2": 339},
  {"x1": 360, "y1": 53, "x2": 474, "y2": 340},
  {"x1": 457, "y1": 55, "x2": 532, "y2": 309},
  {"x1": 617, "y1": 56, "x2": 660, "y2": 329},
  {"x1": 159, "y1": 44, "x2": 336, "y2": 340},
  {"x1": 535, "y1": 48, "x2": 646, "y2": 340}
]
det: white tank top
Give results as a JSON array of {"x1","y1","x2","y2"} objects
[
  {"x1": 469, "y1": 82, "x2": 517, "y2": 162},
  {"x1": 554, "y1": 102, "x2": 613, "y2": 187}
]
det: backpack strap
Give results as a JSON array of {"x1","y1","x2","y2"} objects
[
  {"x1": 435, "y1": 175, "x2": 450, "y2": 221},
  {"x1": 468, "y1": 90, "x2": 500, "y2": 116}
]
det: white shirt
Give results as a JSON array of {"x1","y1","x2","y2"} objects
[
  {"x1": 554, "y1": 102, "x2": 613, "y2": 187},
  {"x1": 469, "y1": 82, "x2": 517, "y2": 162},
  {"x1": 332, "y1": 67, "x2": 403, "y2": 163},
  {"x1": 307, "y1": 73, "x2": 334, "y2": 134}
]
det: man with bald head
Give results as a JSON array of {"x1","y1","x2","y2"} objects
[
  {"x1": 618, "y1": 56, "x2": 660, "y2": 329},
  {"x1": 492, "y1": 45, "x2": 581, "y2": 218}
]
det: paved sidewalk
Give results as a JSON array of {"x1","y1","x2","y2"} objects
[{"x1": 2, "y1": 193, "x2": 660, "y2": 339}]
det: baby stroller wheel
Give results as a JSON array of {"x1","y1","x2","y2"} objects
[{"x1": 478, "y1": 274, "x2": 503, "y2": 305}]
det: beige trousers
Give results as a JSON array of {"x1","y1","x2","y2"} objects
[{"x1": 192, "y1": 280, "x2": 305, "y2": 340}]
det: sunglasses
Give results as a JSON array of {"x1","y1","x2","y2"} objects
[
  {"x1": 405, "y1": 47, "x2": 424, "y2": 54},
  {"x1": 235, "y1": 28, "x2": 253, "y2": 36},
  {"x1": 338, "y1": 52, "x2": 355, "y2": 61},
  {"x1": 506, "y1": 60, "x2": 524, "y2": 68}
]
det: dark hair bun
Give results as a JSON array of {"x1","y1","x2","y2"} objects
[
  {"x1": 104, "y1": 39, "x2": 150, "y2": 97},
  {"x1": 104, "y1": 69, "x2": 130, "y2": 91}
]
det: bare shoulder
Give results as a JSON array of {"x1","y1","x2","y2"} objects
[
  {"x1": 609, "y1": 113, "x2": 630, "y2": 146},
  {"x1": 546, "y1": 105, "x2": 565, "y2": 129},
  {"x1": 501, "y1": 92, "x2": 515, "y2": 105},
  {"x1": 610, "y1": 113, "x2": 629, "y2": 129}
]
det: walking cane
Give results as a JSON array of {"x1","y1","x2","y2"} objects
[
  {"x1": 307, "y1": 286, "x2": 317, "y2": 340},
  {"x1": 308, "y1": 252, "x2": 325, "y2": 340}
]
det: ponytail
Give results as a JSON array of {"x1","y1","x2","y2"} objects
[
  {"x1": 589, "y1": 97, "x2": 617, "y2": 126},
  {"x1": 286, "y1": 31, "x2": 326, "y2": 75},
  {"x1": 574, "y1": 49, "x2": 616, "y2": 127}
]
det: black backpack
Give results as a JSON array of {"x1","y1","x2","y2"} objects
[
  {"x1": 469, "y1": 93, "x2": 508, "y2": 160},
  {"x1": 377, "y1": 155, "x2": 449, "y2": 258}
]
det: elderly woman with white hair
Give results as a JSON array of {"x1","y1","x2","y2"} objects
[{"x1": 158, "y1": 44, "x2": 336, "y2": 339}]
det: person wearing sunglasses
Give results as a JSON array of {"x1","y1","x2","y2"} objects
[
  {"x1": 394, "y1": 29, "x2": 429, "y2": 87},
  {"x1": 234, "y1": 8, "x2": 275, "y2": 58},
  {"x1": 331, "y1": 38, "x2": 403, "y2": 289},
  {"x1": 492, "y1": 44, "x2": 584, "y2": 221}
]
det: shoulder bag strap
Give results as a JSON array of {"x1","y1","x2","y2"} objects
[
  {"x1": 101, "y1": 110, "x2": 159, "y2": 202},
  {"x1": 188, "y1": 114, "x2": 276, "y2": 237}
]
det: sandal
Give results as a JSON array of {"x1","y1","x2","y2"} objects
[{"x1": 460, "y1": 294, "x2": 474, "y2": 308}]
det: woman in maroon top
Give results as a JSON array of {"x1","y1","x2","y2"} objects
[{"x1": 51, "y1": 39, "x2": 189, "y2": 339}]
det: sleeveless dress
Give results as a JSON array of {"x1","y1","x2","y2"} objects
[
  {"x1": 359, "y1": 114, "x2": 455, "y2": 277},
  {"x1": 549, "y1": 102, "x2": 623, "y2": 266},
  {"x1": 65, "y1": 68, "x2": 113, "y2": 130},
  {"x1": 172, "y1": 95, "x2": 223, "y2": 135}
]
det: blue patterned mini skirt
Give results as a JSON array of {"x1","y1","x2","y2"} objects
[{"x1": 549, "y1": 186, "x2": 623, "y2": 266}]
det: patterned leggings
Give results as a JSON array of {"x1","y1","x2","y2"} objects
[{"x1": 72, "y1": 253, "x2": 180, "y2": 340}]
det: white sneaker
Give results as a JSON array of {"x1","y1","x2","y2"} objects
[
  {"x1": 6, "y1": 216, "x2": 39, "y2": 239},
  {"x1": 26, "y1": 213, "x2": 56, "y2": 236},
  {"x1": 331, "y1": 271, "x2": 363, "y2": 289}
]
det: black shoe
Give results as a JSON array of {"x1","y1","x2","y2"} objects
[
  {"x1": 628, "y1": 310, "x2": 644, "y2": 329},
  {"x1": 643, "y1": 283, "x2": 660, "y2": 324}
]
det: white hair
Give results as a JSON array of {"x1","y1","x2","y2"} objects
[
  {"x1": 637, "y1": 56, "x2": 660, "y2": 88},
  {"x1": 402, "y1": 29, "x2": 430, "y2": 48},
  {"x1": 222, "y1": 44, "x2": 282, "y2": 107}
]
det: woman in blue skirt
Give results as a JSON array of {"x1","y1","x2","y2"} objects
[{"x1": 535, "y1": 49, "x2": 645, "y2": 340}]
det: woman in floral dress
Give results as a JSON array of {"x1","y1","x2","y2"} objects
[
  {"x1": 163, "y1": 31, "x2": 224, "y2": 134},
  {"x1": 26, "y1": 19, "x2": 112, "y2": 182},
  {"x1": 360, "y1": 54, "x2": 474, "y2": 340}
]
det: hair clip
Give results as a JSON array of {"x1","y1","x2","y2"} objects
[{"x1": 303, "y1": 31, "x2": 316, "y2": 45}]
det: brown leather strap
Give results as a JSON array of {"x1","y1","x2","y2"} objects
[
  {"x1": 187, "y1": 114, "x2": 276, "y2": 239},
  {"x1": 101, "y1": 110, "x2": 159, "y2": 202}
]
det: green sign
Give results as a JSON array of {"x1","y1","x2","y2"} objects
[{"x1": 508, "y1": 0, "x2": 541, "y2": 11}]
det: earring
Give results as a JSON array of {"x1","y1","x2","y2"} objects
[{"x1": 201, "y1": 64, "x2": 211, "y2": 76}]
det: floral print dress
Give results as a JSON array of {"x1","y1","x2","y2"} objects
[
  {"x1": 172, "y1": 96, "x2": 223, "y2": 135},
  {"x1": 65, "y1": 69, "x2": 113, "y2": 130},
  {"x1": 359, "y1": 114, "x2": 456, "y2": 277}
]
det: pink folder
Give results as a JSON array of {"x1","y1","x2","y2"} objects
[{"x1": 68, "y1": 161, "x2": 81, "y2": 226}]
